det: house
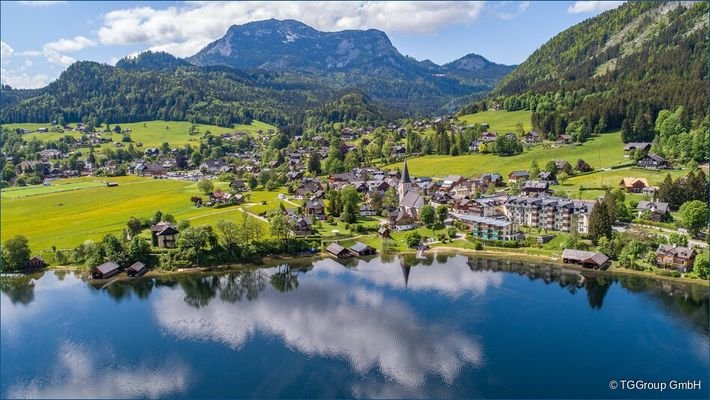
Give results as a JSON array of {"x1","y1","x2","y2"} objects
[
  {"x1": 28, "y1": 256, "x2": 46, "y2": 269},
  {"x1": 91, "y1": 261, "x2": 121, "y2": 279},
  {"x1": 126, "y1": 261, "x2": 147, "y2": 277},
  {"x1": 144, "y1": 148, "x2": 160, "y2": 157},
  {"x1": 326, "y1": 242, "x2": 351, "y2": 258},
  {"x1": 556, "y1": 134, "x2": 573, "y2": 144},
  {"x1": 378, "y1": 226, "x2": 391, "y2": 238},
  {"x1": 636, "y1": 201, "x2": 670, "y2": 222},
  {"x1": 134, "y1": 163, "x2": 165, "y2": 177},
  {"x1": 440, "y1": 175, "x2": 465, "y2": 191},
  {"x1": 230, "y1": 179, "x2": 246, "y2": 192},
  {"x1": 349, "y1": 242, "x2": 377, "y2": 256},
  {"x1": 655, "y1": 244, "x2": 696, "y2": 272},
  {"x1": 624, "y1": 142, "x2": 652, "y2": 157},
  {"x1": 508, "y1": 170, "x2": 529, "y2": 184},
  {"x1": 455, "y1": 214, "x2": 520, "y2": 241},
  {"x1": 481, "y1": 173, "x2": 503, "y2": 187},
  {"x1": 304, "y1": 198, "x2": 326, "y2": 219},
  {"x1": 641, "y1": 186, "x2": 658, "y2": 196},
  {"x1": 637, "y1": 154, "x2": 670, "y2": 169},
  {"x1": 38, "y1": 149, "x2": 63, "y2": 159},
  {"x1": 359, "y1": 203, "x2": 377, "y2": 216},
  {"x1": 480, "y1": 131, "x2": 497, "y2": 142},
  {"x1": 391, "y1": 210, "x2": 418, "y2": 231},
  {"x1": 619, "y1": 177, "x2": 649, "y2": 193},
  {"x1": 200, "y1": 159, "x2": 227, "y2": 174},
  {"x1": 554, "y1": 160, "x2": 571, "y2": 172},
  {"x1": 537, "y1": 171, "x2": 557, "y2": 184},
  {"x1": 522, "y1": 131, "x2": 541, "y2": 144},
  {"x1": 290, "y1": 215, "x2": 314, "y2": 236},
  {"x1": 521, "y1": 180, "x2": 551, "y2": 197},
  {"x1": 561, "y1": 249, "x2": 610, "y2": 270},
  {"x1": 151, "y1": 222, "x2": 179, "y2": 248}
]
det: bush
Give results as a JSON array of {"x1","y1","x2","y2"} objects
[
  {"x1": 405, "y1": 232, "x2": 422, "y2": 248},
  {"x1": 474, "y1": 241, "x2": 483, "y2": 250},
  {"x1": 654, "y1": 269, "x2": 681, "y2": 278}
]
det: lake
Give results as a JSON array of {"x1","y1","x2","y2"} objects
[{"x1": 1, "y1": 254, "x2": 708, "y2": 399}]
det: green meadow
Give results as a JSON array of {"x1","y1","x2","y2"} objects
[
  {"x1": 0, "y1": 176, "x2": 282, "y2": 252},
  {"x1": 458, "y1": 110, "x2": 533, "y2": 133},
  {"x1": 1, "y1": 120, "x2": 276, "y2": 149},
  {"x1": 387, "y1": 130, "x2": 627, "y2": 178},
  {"x1": 552, "y1": 167, "x2": 686, "y2": 200}
]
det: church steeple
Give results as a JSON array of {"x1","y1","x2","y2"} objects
[
  {"x1": 401, "y1": 158, "x2": 411, "y2": 184},
  {"x1": 398, "y1": 158, "x2": 412, "y2": 200}
]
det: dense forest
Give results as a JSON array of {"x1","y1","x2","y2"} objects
[{"x1": 460, "y1": 1, "x2": 708, "y2": 151}]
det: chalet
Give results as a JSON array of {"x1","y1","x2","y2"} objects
[
  {"x1": 637, "y1": 154, "x2": 670, "y2": 169},
  {"x1": 290, "y1": 215, "x2": 314, "y2": 236},
  {"x1": 230, "y1": 179, "x2": 247, "y2": 192},
  {"x1": 144, "y1": 148, "x2": 160, "y2": 157},
  {"x1": 37, "y1": 127, "x2": 49, "y2": 133},
  {"x1": 508, "y1": 170, "x2": 529, "y2": 184},
  {"x1": 392, "y1": 210, "x2": 418, "y2": 231},
  {"x1": 91, "y1": 261, "x2": 121, "y2": 279},
  {"x1": 480, "y1": 131, "x2": 497, "y2": 142},
  {"x1": 636, "y1": 201, "x2": 670, "y2": 222},
  {"x1": 305, "y1": 198, "x2": 326, "y2": 219},
  {"x1": 378, "y1": 226, "x2": 391, "y2": 238},
  {"x1": 393, "y1": 145, "x2": 407, "y2": 158},
  {"x1": 451, "y1": 198, "x2": 484, "y2": 216},
  {"x1": 521, "y1": 180, "x2": 551, "y2": 197},
  {"x1": 28, "y1": 256, "x2": 46, "y2": 269},
  {"x1": 440, "y1": 175, "x2": 465, "y2": 191},
  {"x1": 619, "y1": 177, "x2": 649, "y2": 193},
  {"x1": 522, "y1": 131, "x2": 542, "y2": 144},
  {"x1": 554, "y1": 160, "x2": 571, "y2": 172},
  {"x1": 349, "y1": 242, "x2": 377, "y2": 256},
  {"x1": 329, "y1": 172, "x2": 357, "y2": 183},
  {"x1": 655, "y1": 244, "x2": 696, "y2": 272},
  {"x1": 561, "y1": 249, "x2": 610, "y2": 270},
  {"x1": 359, "y1": 203, "x2": 377, "y2": 216},
  {"x1": 481, "y1": 173, "x2": 503, "y2": 187},
  {"x1": 537, "y1": 171, "x2": 557, "y2": 184},
  {"x1": 126, "y1": 261, "x2": 147, "y2": 277},
  {"x1": 326, "y1": 242, "x2": 351, "y2": 258},
  {"x1": 151, "y1": 222, "x2": 179, "y2": 248},
  {"x1": 556, "y1": 134, "x2": 573, "y2": 145},
  {"x1": 430, "y1": 191, "x2": 453, "y2": 207},
  {"x1": 623, "y1": 142, "x2": 652, "y2": 157},
  {"x1": 641, "y1": 186, "x2": 658, "y2": 196},
  {"x1": 200, "y1": 159, "x2": 226, "y2": 174},
  {"x1": 134, "y1": 163, "x2": 165, "y2": 177},
  {"x1": 38, "y1": 149, "x2": 63, "y2": 159}
]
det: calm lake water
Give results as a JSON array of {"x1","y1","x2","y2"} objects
[{"x1": 1, "y1": 254, "x2": 708, "y2": 399}]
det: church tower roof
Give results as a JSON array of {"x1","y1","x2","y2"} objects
[{"x1": 401, "y1": 158, "x2": 411, "y2": 184}]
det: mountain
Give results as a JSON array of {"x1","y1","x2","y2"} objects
[
  {"x1": 0, "y1": 61, "x2": 331, "y2": 127},
  {"x1": 461, "y1": 1, "x2": 708, "y2": 141},
  {"x1": 189, "y1": 19, "x2": 513, "y2": 113},
  {"x1": 115, "y1": 51, "x2": 191, "y2": 72}
]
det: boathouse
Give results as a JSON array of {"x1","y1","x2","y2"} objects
[{"x1": 91, "y1": 261, "x2": 121, "y2": 279}]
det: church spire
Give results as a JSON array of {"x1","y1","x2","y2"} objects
[{"x1": 401, "y1": 157, "x2": 411, "y2": 184}]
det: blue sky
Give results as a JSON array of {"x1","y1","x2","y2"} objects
[{"x1": 0, "y1": 1, "x2": 623, "y2": 89}]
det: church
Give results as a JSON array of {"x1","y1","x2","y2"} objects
[{"x1": 390, "y1": 159, "x2": 425, "y2": 230}]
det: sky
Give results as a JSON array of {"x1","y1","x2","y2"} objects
[{"x1": 0, "y1": 1, "x2": 624, "y2": 89}]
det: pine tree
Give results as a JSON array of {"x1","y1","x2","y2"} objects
[{"x1": 588, "y1": 200, "x2": 612, "y2": 245}]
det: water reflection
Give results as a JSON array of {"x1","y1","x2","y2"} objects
[
  {"x1": 7, "y1": 341, "x2": 189, "y2": 399},
  {"x1": 153, "y1": 274, "x2": 484, "y2": 390}
]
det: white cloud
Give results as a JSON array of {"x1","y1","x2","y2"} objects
[
  {"x1": 7, "y1": 341, "x2": 190, "y2": 399},
  {"x1": 568, "y1": 1, "x2": 624, "y2": 14},
  {"x1": 42, "y1": 35, "x2": 96, "y2": 66},
  {"x1": 0, "y1": 68, "x2": 49, "y2": 88},
  {"x1": 493, "y1": 1, "x2": 530, "y2": 21},
  {"x1": 1, "y1": 41, "x2": 14, "y2": 61},
  {"x1": 98, "y1": 1, "x2": 486, "y2": 57}
]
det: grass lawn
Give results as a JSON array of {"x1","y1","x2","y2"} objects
[
  {"x1": 552, "y1": 167, "x2": 686, "y2": 200},
  {"x1": 386, "y1": 131, "x2": 626, "y2": 179},
  {"x1": 2, "y1": 120, "x2": 277, "y2": 149},
  {"x1": 458, "y1": 110, "x2": 533, "y2": 133},
  {"x1": 0, "y1": 176, "x2": 285, "y2": 252}
]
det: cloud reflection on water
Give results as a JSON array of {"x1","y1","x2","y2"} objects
[
  {"x1": 154, "y1": 273, "x2": 484, "y2": 389},
  {"x1": 6, "y1": 341, "x2": 190, "y2": 399}
]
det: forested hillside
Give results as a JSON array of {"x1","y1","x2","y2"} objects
[{"x1": 460, "y1": 1, "x2": 708, "y2": 148}]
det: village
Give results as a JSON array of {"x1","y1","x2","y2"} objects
[{"x1": 1, "y1": 112, "x2": 706, "y2": 281}]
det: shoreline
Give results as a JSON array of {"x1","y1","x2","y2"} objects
[{"x1": 10, "y1": 249, "x2": 708, "y2": 287}]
